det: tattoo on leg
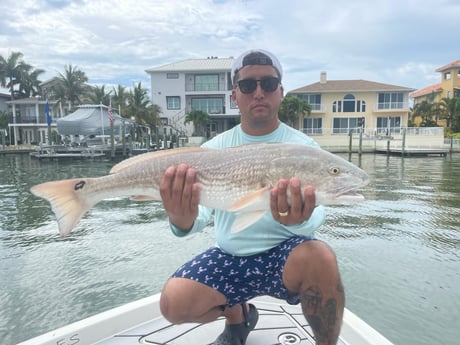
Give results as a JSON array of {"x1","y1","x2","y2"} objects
[{"x1": 301, "y1": 285, "x2": 339, "y2": 343}]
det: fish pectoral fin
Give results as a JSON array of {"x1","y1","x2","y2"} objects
[
  {"x1": 231, "y1": 211, "x2": 267, "y2": 233},
  {"x1": 130, "y1": 195, "x2": 156, "y2": 201},
  {"x1": 227, "y1": 187, "x2": 270, "y2": 212}
]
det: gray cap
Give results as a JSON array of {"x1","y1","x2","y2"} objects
[{"x1": 231, "y1": 49, "x2": 283, "y2": 83}]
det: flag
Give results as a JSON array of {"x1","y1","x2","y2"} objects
[
  {"x1": 45, "y1": 100, "x2": 52, "y2": 125},
  {"x1": 108, "y1": 102, "x2": 113, "y2": 124}
]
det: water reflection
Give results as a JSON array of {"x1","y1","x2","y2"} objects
[{"x1": 0, "y1": 153, "x2": 459, "y2": 345}]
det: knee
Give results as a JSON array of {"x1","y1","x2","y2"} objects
[
  {"x1": 288, "y1": 240, "x2": 339, "y2": 274},
  {"x1": 160, "y1": 279, "x2": 186, "y2": 324}
]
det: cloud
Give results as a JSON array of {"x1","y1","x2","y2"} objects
[{"x1": 1, "y1": 0, "x2": 459, "y2": 94}]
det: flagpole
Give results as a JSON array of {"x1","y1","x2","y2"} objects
[
  {"x1": 109, "y1": 98, "x2": 115, "y2": 159},
  {"x1": 45, "y1": 99, "x2": 51, "y2": 145},
  {"x1": 100, "y1": 102, "x2": 105, "y2": 143}
]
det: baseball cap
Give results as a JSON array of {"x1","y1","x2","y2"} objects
[{"x1": 231, "y1": 49, "x2": 283, "y2": 84}]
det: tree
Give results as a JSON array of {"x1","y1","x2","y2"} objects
[
  {"x1": 0, "y1": 51, "x2": 32, "y2": 100},
  {"x1": 88, "y1": 84, "x2": 112, "y2": 105},
  {"x1": 439, "y1": 97, "x2": 460, "y2": 133},
  {"x1": 55, "y1": 64, "x2": 89, "y2": 108},
  {"x1": 279, "y1": 95, "x2": 312, "y2": 129},
  {"x1": 112, "y1": 84, "x2": 129, "y2": 117},
  {"x1": 17, "y1": 67, "x2": 45, "y2": 98},
  {"x1": 411, "y1": 100, "x2": 440, "y2": 127},
  {"x1": 185, "y1": 110, "x2": 210, "y2": 136}
]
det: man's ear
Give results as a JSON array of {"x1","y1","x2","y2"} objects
[{"x1": 231, "y1": 89, "x2": 237, "y2": 105}]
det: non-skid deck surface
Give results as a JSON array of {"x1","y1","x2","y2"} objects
[{"x1": 97, "y1": 300, "x2": 347, "y2": 345}]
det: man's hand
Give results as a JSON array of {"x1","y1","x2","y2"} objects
[
  {"x1": 159, "y1": 164, "x2": 200, "y2": 231},
  {"x1": 270, "y1": 177, "x2": 316, "y2": 225}
]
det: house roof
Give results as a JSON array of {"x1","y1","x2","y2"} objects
[
  {"x1": 6, "y1": 98, "x2": 59, "y2": 105},
  {"x1": 435, "y1": 59, "x2": 460, "y2": 72},
  {"x1": 289, "y1": 79, "x2": 415, "y2": 93},
  {"x1": 409, "y1": 83, "x2": 443, "y2": 98},
  {"x1": 146, "y1": 57, "x2": 233, "y2": 73}
]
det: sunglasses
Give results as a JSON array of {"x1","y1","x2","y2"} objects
[{"x1": 236, "y1": 77, "x2": 280, "y2": 94}]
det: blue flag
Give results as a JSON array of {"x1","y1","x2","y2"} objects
[{"x1": 45, "y1": 100, "x2": 51, "y2": 125}]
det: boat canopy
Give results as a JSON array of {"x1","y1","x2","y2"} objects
[{"x1": 57, "y1": 105, "x2": 129, "y2": 136}]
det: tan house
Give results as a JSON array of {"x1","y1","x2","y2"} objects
[
  {"x1": 289, "y1": 72, "x2": 415, "y2": 142},
  {"x1": 410, "y1": 60, "x2": 460, "y2": 105}
]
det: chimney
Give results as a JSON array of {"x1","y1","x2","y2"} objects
[{"x1": 320, "y1": 71, "x2": 327, "y2": 84}]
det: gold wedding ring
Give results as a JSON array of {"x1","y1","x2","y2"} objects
[{"x1": 278, "y1": 210, "x2": 289, "y2": 217}]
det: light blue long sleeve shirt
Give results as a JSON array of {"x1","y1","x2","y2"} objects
[{"x1": 171, "y1": 123, "x2": 326, "y2": 256}]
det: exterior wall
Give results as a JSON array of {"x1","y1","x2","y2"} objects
[
  {"x1": 299, "y1": 90, "x2": 411, "y2": 136},
  {"x1": 148, "y1": 66, "x2": 239, "y2": 137}
]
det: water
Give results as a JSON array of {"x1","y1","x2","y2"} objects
[{"x1": 0, "y1": 153, "x2": 459, "y2": 345}]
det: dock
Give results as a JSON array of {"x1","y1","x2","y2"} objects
[{"x1": 375, "y1": 147, "x2": 449, "y2": 157}]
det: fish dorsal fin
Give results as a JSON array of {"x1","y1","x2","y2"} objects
[{"x1": 110, "y1": 147, "x2": 207, "y2": 174}]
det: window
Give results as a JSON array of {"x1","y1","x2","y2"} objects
[
  {"x1": 332, "y1": 117, "x2": 364, "y2": 134},
  {"x1": 303, "y1": 117, "x2": 322, "y2": 135},
  {"x1": 195, "y1": 74, "x2": 219, "y2": 91},
  {"x1": 333, "y1": 94, "x2": 365, "y2": 112},
  {"x1": 377, "y1": 93, "x2": 404, "y2": 109},
  {"x1": 191, "y1": 98, "x2": 223, "y2": 114},
  {"x1": 166, "y1": 96, "x2": 181, "y2": 110},
  {"x1": 297, "y1": 93, "x2": 322, "y2": 111},
  {"x1": 376, "y1": 116, "x2": 401, "y2": 134},
  {"x1": 444, "y1": 72, "x2": 451, "y2": 80},
  {"x1": 167, "y1": 73, "x2": 179, "y2": 79}
]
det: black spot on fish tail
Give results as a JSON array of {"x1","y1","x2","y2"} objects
[{"x1": 74, "y1": 180, "x2": 86, "y2": 191}]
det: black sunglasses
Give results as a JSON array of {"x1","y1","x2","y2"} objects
[{"x1": 236, "y1": 77, "x2": 280, "y2": 94}]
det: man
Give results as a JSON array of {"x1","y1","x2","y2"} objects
[{"x1": 159, "y1": 49, "x2": 344, "y2": 345}]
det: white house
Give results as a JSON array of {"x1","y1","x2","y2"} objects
[{"x1": 145, "y1": 57, "x2": 239, "y2": 137}]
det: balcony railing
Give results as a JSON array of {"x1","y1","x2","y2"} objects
[{"x1": 374, "y1": 102, "x2": 410, "y2": 111}]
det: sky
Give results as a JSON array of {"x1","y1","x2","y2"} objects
[{"x1": 1, "y1": 0, "x2": 459, "y2": 97}]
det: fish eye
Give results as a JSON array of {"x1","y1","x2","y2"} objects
[{"x1": 329, "y1": 167, "x2": 340, "y2": 175}]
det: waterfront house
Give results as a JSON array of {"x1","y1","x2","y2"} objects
[
  {"x1": 146, "y1": 57, "x2": 237, "y2": 137},
  {"x1": 6, "y1": 98, "x2": 61, "y2": 145},
  {"x1": 288, "y1": 72, "x2": 415, "y2": 147},
  {"x1": 409, "y1": 60, "x2": 460, "y2": 127},
  {"x1": 410, "y1": 60, "x2": 460, "y2": 104}
]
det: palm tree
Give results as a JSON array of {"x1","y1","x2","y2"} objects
[
  {"x1": 0, "y1": 51, "x2": 32, "y2": 100},
  {"x1": 55, "y1": 64, "x2": 89, "y2": 109},
  {"x1": 439, "y1": 97, "x2": 460, "y2": 132},
  {"x1": 112, "y1": 84, "x2": 129, "y2": 117},
  {"x1": 88, "y1": 85, "x2": 112, "y2": 105},
  {"x1": 17, "y1": 67, "x2": 45, "y2": 98},
  {"x1": 411, "y1": 100, "x2": 439, "y2": 127},
  {"x1": 184, "y1": 110, "x2": 210, "y2": 136},
  {"x1": 279, "y1": 95, "x2": 312, "y2": 129}
]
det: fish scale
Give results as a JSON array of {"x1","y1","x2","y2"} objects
[{"x1": 30, "y1": 142, "x2": 369, "y2": 236}]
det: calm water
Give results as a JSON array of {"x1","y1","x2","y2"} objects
[{"x1": 0, "y1": 152, "x2": 459, "y2": 345}]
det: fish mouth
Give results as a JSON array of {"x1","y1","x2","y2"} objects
[{"x1": 327, "y1": 180, "x2": 369, "y2": 203}]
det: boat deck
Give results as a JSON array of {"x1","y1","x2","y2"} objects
[
  {"x1": 19, "y1": 294, "x2": 394, "y2": 345},
  {"x1": 96, "y1": 299, "x2": 334, "y2": 345}
]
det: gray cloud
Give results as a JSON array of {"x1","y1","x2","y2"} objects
[{"x1": 0, "y1": 0, "x2": 458, "y2": 94}]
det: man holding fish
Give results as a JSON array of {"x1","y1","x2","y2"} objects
[{"x1": 159, "y1": 49, "x2": 344, "y2": 345}]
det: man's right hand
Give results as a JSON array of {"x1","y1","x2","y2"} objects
[{"x1": 159, "y1": 164, "x2": 200, "y2": 232}]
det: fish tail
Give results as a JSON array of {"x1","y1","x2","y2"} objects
[{"x1": 31, "y1": 178, "x2": 97, "y2": 237}]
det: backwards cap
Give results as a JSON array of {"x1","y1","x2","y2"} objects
[{"x1": 231, "y1": 49, "x2": 283, "y2": 84}]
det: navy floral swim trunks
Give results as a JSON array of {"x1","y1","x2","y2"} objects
[{"x1": 171, "y1": 236, "x2": 313, "y2": 307}]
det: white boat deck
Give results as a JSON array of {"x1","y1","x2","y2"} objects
[{"x1": 19, "y1": 294, "x2": 394, "y2": 345}]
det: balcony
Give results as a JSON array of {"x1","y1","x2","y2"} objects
[{"x1": 373, "y1": 102, "x2": 410, "y2": 112}]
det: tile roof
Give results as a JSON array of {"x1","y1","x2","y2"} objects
[
  {"x1": 409, "y1": 83, "x2": 443, "y2": 98},
  {"x1": 435, "y1": 59, "x2": 460, "y2": 72},
  {"x1": 289, "y1": 79, "x2": 415, "y2": 93},
  {"x1": 146, "y1": 58, "x2": 234, "y2": 73}
]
